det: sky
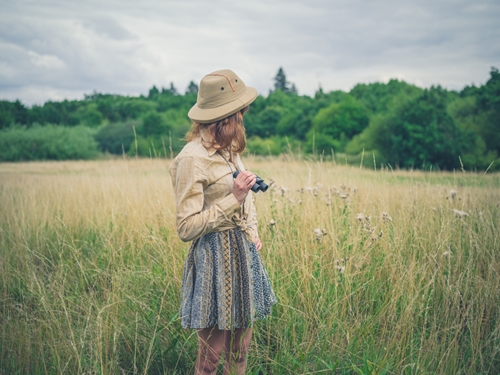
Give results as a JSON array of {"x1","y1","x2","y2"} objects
[{"x1": 1, "y1": 0, "x2": 499, "y2": 106}]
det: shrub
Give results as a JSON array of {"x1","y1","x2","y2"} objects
[
  {"x1": 0, "y1": 124, "x2": 99, "y2": 161},
  {"x1": 95, "y1": 121, "x2": 138, "y2": 154},
  {"x1": 128, "y1": 135, "x2": 173, "y2": 158}
]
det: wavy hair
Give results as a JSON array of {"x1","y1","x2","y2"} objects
[{"x1": 186, "y1": 107, "x2": 248, "y2": 154}]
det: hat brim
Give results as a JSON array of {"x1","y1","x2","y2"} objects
[{"x1": 188, "y1": 86, "x2": 258, "y2": 124}]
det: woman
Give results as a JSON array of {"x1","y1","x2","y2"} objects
[{"x1": 170, "y1": 69, "x2": 277, "y2": 374}]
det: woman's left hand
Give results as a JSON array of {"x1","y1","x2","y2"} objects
[{"x1": 255, "y1": 236, "x2": 262, "y2": 251}]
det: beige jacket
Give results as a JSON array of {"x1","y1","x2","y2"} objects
[{"x1": 169, "y1": 135, "x2": 258, "y2": 244}]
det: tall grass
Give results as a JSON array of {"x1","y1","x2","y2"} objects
[{"x1": 1, "y1": 158, "x2": 499, "y2": 374}]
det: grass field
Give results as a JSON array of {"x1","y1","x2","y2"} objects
[{"x1": 1, "y1": 157, "x2": 499, "y2": 374}]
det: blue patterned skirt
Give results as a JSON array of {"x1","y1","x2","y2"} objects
[{"x1": 180, "y1": 228, "x2": 277, "y2": 330}]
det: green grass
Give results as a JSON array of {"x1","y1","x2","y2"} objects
[{"x1": 1, "y1": 158, "x2": 499, "y2": 374}]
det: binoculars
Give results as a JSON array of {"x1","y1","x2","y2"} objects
[{"x1": 233, "y1": 171, "x2": 269, "y2": 193}]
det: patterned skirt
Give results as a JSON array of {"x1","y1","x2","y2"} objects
[{"x1": 180, "y1": 228, "x2": 277, "y2": 330}]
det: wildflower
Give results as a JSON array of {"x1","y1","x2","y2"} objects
[
  {"x1": 443, "y1": 251, "x2": 451, "y2": 257},
  {"x1": 335, "y1": 265, "x2": 346, "y2": 273},
  {"x1": 339, "y1": 193, "x2": 349, "y2": 200},
  {"x1": 356, "y1": 213, "x2": 364, "y2": 222},
  {"x1": 314, "y1": 228, "x2": 327, "y2": 242},
  {"x1": 453, "y1": 209, "x2": 468, "y2": 218},
  {"x1": 269, "y1": 219, "x2": 276, "y2": 226},
  {"x1": 381, "y1": 212, "x2": 392, "y2": 222},
  {"x1": 449, "y1": 190, "x2": 457, "y2": 199},
  {"x1": 364, "y1": 226, "x2": 375, "y2": 234},
  {"x1": 279, "y1": 186, "x2": 288, "y2": 196}
]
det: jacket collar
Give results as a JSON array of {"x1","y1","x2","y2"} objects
[{"x1": 199, "y1": 129, "x2": 230, "y2": 158}]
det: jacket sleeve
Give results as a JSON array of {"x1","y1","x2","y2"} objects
[
  {"x1": 173, "y1": 156, "x2": 241, "y2": 242},
  {"x1": 246, "y1": 194, "x2": 259, "y2": 242},
  {"x1": 236, "y1": 156, "x2": 259, "y2": 242}
]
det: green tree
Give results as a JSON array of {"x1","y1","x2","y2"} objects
[
  {"x1": 0, "y1": 100, "x2": 29, "y2": 129},
  {"x1": 307, "y1": 96, "x2": 369, "y2": 152},
  {"x1": 475, "y1": 67, "x2": 500, "y2": 153},
  {"x1": 350, "y1": 79, "x2": 422, "y2": 114},
  {"x1": 358, "y1": 87, "x2": 470, "y2": 169},
  {"x1": 140, "y1": 111, "x2": 171, "y2": 136},
  {"x1": 273, "y1": 67, "x2": 297, "y2": 94},
  {"x1": 162, "y1": 82, "x2": 178, "y2": 95},
  {"x1": 186, "y1": 81, "x2": 199, "y2": 95},
  {"x1": 83, "y1": 105, "x2": 103, "y2": 127},
  {"x1": 148, "y1": 86, "x2": 159, "y2": 98},
  {"x1": 94, "y1": 121, "x2": 138, "y2": 154}
]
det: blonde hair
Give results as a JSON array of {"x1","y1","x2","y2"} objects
[{"x1": 186, "y1": 107, "x2": 248, "y2": 154}]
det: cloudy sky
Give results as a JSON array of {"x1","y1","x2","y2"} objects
[{"x1": 1, "y1": 0, "x2": 499, "y2": 105}]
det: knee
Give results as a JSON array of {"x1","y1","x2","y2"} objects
[
  {"x1": 231, "y1": 344, "x2": 248, "y2": 364},
  {"x1": 197, "y1": 346, "x2": 223, "y2": 373}
]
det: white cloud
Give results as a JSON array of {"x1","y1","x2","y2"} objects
[{"x1": 0, "y1": 0, "x2": 499, "y2": 104}]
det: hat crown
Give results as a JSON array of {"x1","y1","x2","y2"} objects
[
  {"x1": 188, "y1": 69, "x2": 257, "y2": 123},
  {"x1": 197, "y1": 69, "x2": 246, "y2": 109}
]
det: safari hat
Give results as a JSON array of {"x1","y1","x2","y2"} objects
[{"x1": 188, "y1": 69, "x2": 258, "y2": 123}]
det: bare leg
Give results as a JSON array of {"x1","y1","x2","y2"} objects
[
  {"x1": 223, "y1": 328, "x2": 253, "y2": 375},
  {"x1": 195, "y1": 326, "x2": 225, "y2": 375}
]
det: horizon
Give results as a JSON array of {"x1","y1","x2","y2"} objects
[{"x1": 4, "y1": 70, "x2": 496, "y2": 108}]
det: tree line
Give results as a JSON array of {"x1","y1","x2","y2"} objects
[{"x1": 0, "y1": 67, "x2": 499, "y2": 171}]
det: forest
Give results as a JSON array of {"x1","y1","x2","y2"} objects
[{"x1": 0, "y1": 67, "x2": 499, "y2": 171}]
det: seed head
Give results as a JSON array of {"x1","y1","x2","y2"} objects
[
  {"x1": 335, "y1": 265, "x2": 346, "y2": 273},
  {"x1": 269, "y1": 219, "x2": 276, "y2": 226},
  {"x1": 453, "y1": 209, "x2": 468, "y2": 218},
  {"x1": 314, "y1": 228, "x2": 327, "y2": 242},
  {"x1": 381, "y1": 212, "x2": 392, "y2": 222}
]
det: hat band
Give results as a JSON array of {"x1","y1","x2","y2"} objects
[{"x1": 205, "y1": 73, "x2": 236, "y2": 92}]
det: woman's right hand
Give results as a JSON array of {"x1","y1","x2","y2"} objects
[{"x1": 232, "y1": 171, "x2": 256, "y2": 204}]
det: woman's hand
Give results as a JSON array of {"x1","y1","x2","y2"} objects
[
  {"x1": 255, "y1": 236, "x2": 262, "y2": 251},
  {"x1": 232, "y1": 171, "x2": 256, "y2": 204}
]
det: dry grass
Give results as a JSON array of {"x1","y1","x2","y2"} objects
[{"x1": 1, "y1": 157, "x2": 499, "y2": 374}]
